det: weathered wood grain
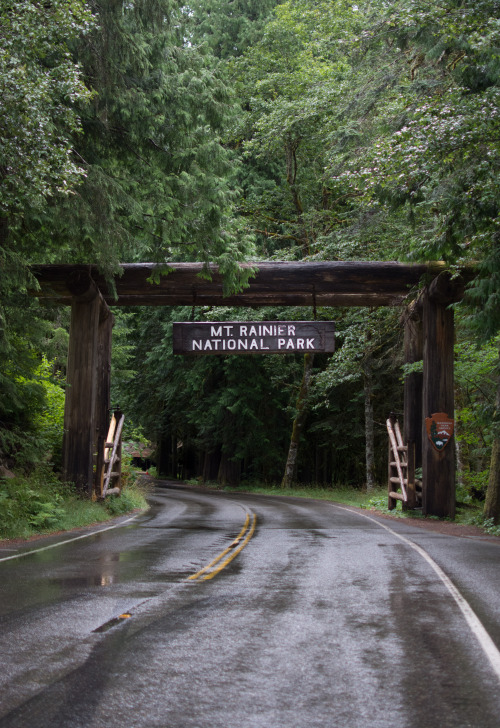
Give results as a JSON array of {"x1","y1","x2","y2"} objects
[
  {"x1": 62, "y1": 295, "x2": 100, "y2": 495},
  {"x1": 403, "y1": 301, "x2": 423, "y2": 510},
  {"x1": 31, "y1": 261, "x2": 449, "y2": 308},
  {"x1": 422, "y1": 293, "x2": 456, "y2": 518}
]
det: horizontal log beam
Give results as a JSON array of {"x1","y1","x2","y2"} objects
[
  {"x1": 389, "y1": 491, "x2": 407, "y2": 502},
  {"x1": 31, "y1": 261, "x2": 451, "y2": 308}
]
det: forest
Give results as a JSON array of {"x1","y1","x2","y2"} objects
[{"x1": 1, "y1": 0, "x2": 499, "y2": 524}]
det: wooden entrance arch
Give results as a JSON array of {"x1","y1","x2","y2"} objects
[{"x1": 33, "y1": 261, "x2": 467, "y2": 517}]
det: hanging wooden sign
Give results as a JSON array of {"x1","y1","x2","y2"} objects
[
  {"x1": 425, "y1": 412, "x2": 454, "y2": 452},
  {"x1": 173, "y1": 321, "x2": 335, "y2": 355}
]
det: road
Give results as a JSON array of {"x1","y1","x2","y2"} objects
[{"x1": 1, "y1": 483, "x2": 500, "y2": 728}]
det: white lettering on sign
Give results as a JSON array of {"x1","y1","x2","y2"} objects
[
  {"x1": 176, "y1": 321, "x2": 334, "y2": 356},
  {"x1": 193, "y1": 335, "x2": 317, "y2": 352},
  {"x1": 211, "y1": 325, "x2": 234, "y2": 336}
]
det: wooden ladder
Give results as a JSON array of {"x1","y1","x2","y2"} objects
[
  {"x1": 387, "y1": 417, "x2": 408, "y2": 510},
  {"x1": 100, "y1": 412, "x2": 125, "y2": 498}
]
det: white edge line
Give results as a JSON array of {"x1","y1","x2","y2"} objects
[
  {"x1": 332, "y1": 504, "x2": 500, "y2": 683},
  {"x1": 0, "y1": 513, "x2": 141, "y2": 563}
]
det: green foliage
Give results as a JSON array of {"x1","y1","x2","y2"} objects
[
  {"x1": 118, "y1": 306, "x2": 298, "y2": 483},
  {"x1": 0, "y1": 464, "x2": 148, "y2": 540},
  {"x1": 0, "y1": 350, "x2": 65, "y2": 471},
  {"x1": 455, "y1": 509, "x2": 500, "y2": 538},
  {"x1": 455, "y1": 334, "x2": 499, "y2": 496},
  {"x1": 364, "y1": 494, "x2": 402, "y2": 514},
  {"x1": 227, "y1": 0, "x2": 367, "y2": 256},
  {"x1": 456, "y1": 471, "x2": 490, "y2": 504},
  {"x1": 325, "y1": 0, "x2": 500, "y2": 338},
  {"x1": 117, "y1": 303, "x2": 402, "y2": 487},
  {"x1": 0, "y1": 0, "x2": 95, "y2": 216},
  {"x1": 0, "y1": 0, "x2": 94, "y2": 469},
  {"x1": 31, "y1": 357, "x2": 66, "y2": 466},
  {"x1": 0, "y1": 467, "x2": 68, "y2": 538},
  {"x1": 1, "y1": 0, "x2": 260, "y2": 471},
  {"x1": 479, "y1": 518, "x2": 500, "y2": 538},
  {"x1": 25, "y1": 0, "x2": 256, "y2": 280},
  {"x1": 226, "y1": 482, "x2": 386, "y2": 505},
  {"x1": 103, "y1": 485, "x2": 147, "y2": 516},
  {"x1": 186, "y1": 0, "x2": 279, "y2": 58}
]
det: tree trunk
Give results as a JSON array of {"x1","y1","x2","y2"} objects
[
  {"x1": 484, "y1": 350, "x2": 500, "y2": 523},
  {"x1": 217, "y1": 453, "x2": 241, "y2": 487},
  {"x1": 363, "y1": 354, "x2": 376, "y2": 492},
  {"x1": 454, "y1": 413, "x2": 466, "y2": 491},
  {"x1": 281, "y1": 353, "x2": 314, "y2": 488}
]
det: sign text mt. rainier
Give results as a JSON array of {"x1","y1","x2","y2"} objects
[{"x1": 173, "y1": 321, "x2": 335, "y2": 355}]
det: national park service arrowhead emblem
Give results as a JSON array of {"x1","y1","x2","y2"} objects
[{"x1": 425, "y1": 412, "x2": 454, "y2": 452}]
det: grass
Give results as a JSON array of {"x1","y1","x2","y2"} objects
[
  {"x1": 0, "y1": 464, "x2": 150, "y2": 542},
  {"x1": 196, "y1": 480, "x2": 500, "y2": 536},
  {"x1": 223, "y1": 482, "x2": 384, "y2": 508}
]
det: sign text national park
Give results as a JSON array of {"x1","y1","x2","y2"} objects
[{"x1": 173, "y1": 321, "x2": 335, "y2": 355}]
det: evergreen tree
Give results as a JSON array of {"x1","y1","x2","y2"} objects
[
  {"x1": 23, "y1": 0, "x2": 255, "y2": 281},
  {"x1": 186, "y1": 0, "x2": 280, "y2": 59}
]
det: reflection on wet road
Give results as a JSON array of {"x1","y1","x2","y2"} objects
[{"x1": 1, "y1": 483, "x2": 500, "y2": 727}]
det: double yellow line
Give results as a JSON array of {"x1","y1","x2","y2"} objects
[{"x1": 187, "y1": 511, "x2": 257, "y2": 582}]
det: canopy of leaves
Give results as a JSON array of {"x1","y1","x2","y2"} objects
[
  {"x1": 0, "y1": 0, "x2": 95, "y2": 216},
  {"x1": 324, "y1": 0, "x2": 500, "y2": 337},
  {"x1": 31, "y1": 0, "x2": 256, "y2": 281}
]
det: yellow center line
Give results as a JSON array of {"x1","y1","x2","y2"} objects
[
  {"x1": 187, "y1": 512, "x2": 257, "y2": 582},
  {"x1": 187, "y1": 513, "x2": 250, "y2": 581},
  {"x1": 200, "y1": 513, "x2": 257, "y2": 581}
]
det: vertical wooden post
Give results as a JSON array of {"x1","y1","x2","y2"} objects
[
  {"x1": 93, "y1": 306, "x2": 114, "y2": 497},
  {"x1": 403, "y1": 301, "x2": 423, "y2": 510},
  {"x1": 422, "y1": 281, "x2": 456, "y2": 518},
  {"x1": 62, "y1": 283, "x2": 100, "y2": 495}
]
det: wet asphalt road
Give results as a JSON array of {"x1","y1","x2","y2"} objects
[{"x1": 1, "y1": 483, "x2": 500, "y2": 728}]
